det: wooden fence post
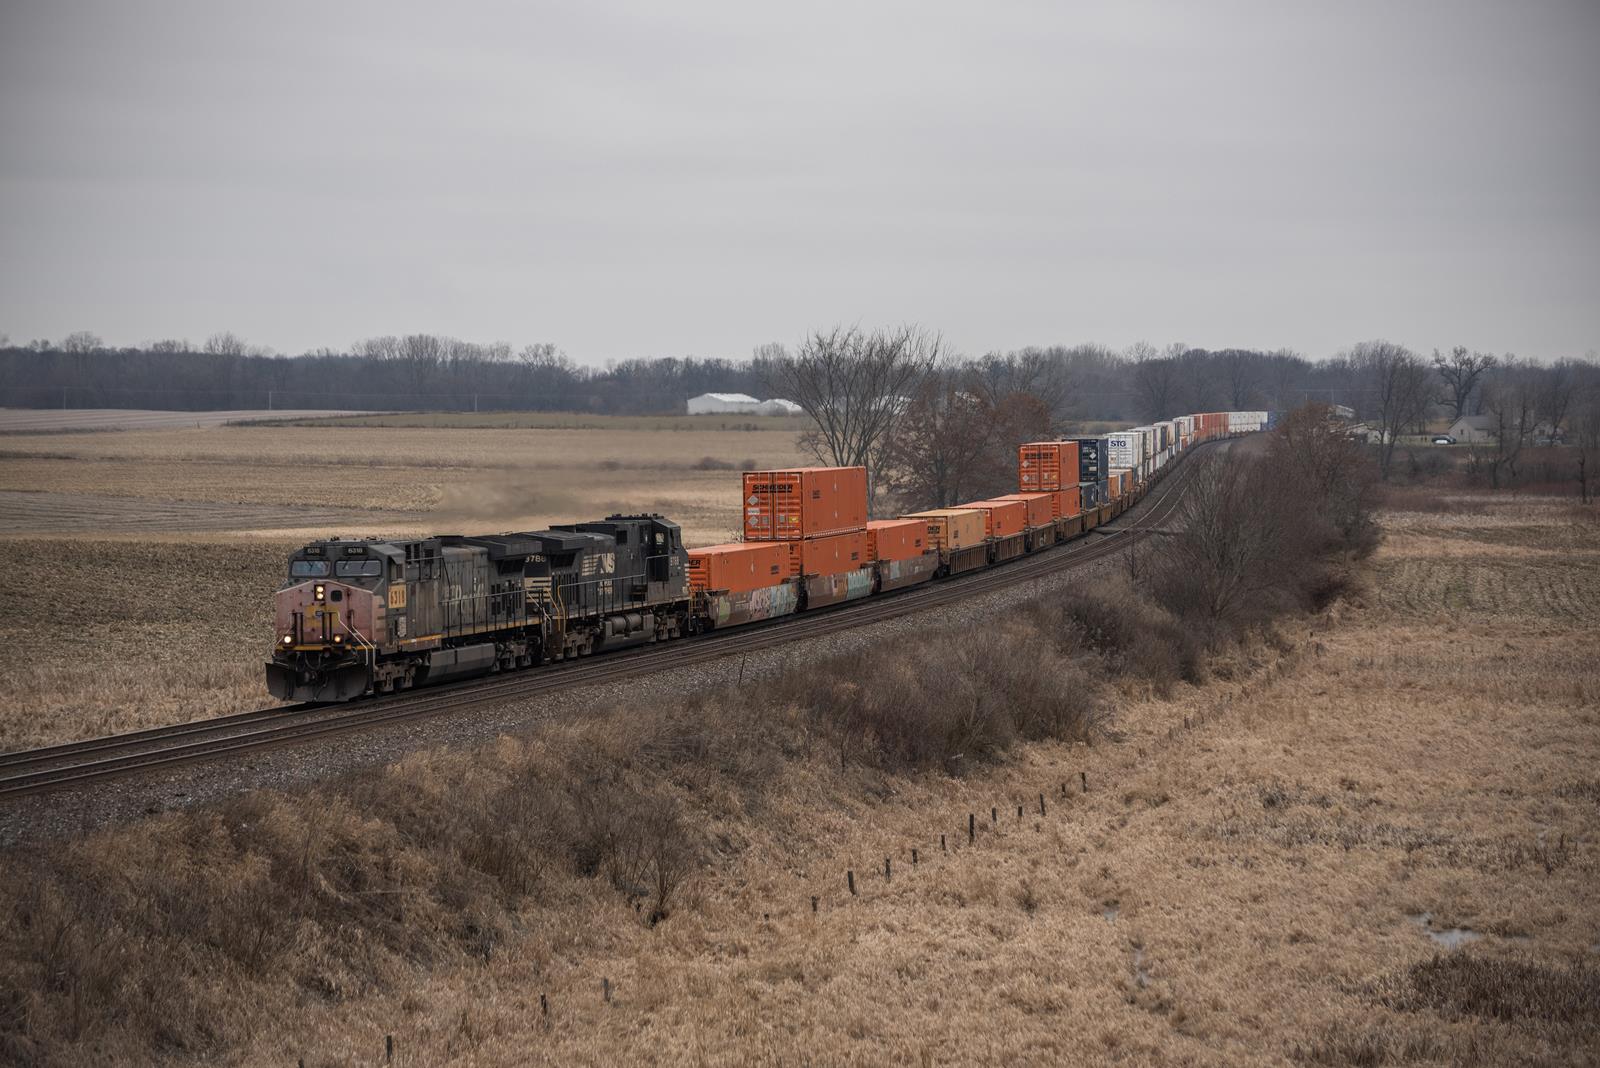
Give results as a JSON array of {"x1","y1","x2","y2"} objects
[
  {"x1": 847, "y1": 870, "x2": 856, "y2": 895},
  {"x1": 968, "y1": 814, "x2": 975, "y2": 843},
  {"x1": 386, "y1": 1034, "x2": 393, "y2": 1063},
  {"x1": 1039, "y1": 793, "x2": 1046, "y2": 816},
  {"x1": 1081, "y1": 771, "x2": 1088, "y2": 793},
  {"x1": 885, "y1": 857, "x2": 892, "y2": 881}
]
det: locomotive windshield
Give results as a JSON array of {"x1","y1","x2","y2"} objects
[
  {"x1": 335, "y1": 559, "x2": 383, "y2": 578},
  {"x1": 290, "y1": 560, "x2": 331, "y2": 577}
]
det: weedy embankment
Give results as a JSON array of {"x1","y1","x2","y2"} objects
[{"x1": 1, "y1": 414, "x2": 1389, "y2": 1066}]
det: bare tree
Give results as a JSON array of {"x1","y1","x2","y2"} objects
[
  {"x1": 203, "y1": 331, "x2": 248, "y2": 357},
  {"x1": 1220, "y1": 349, "x2": 1259, "y2": 409},
  {"x1": 969, "y1": 349, "x2": 1074, "y2": 425},
  {"x1": 59, "y1": 331, "x2": 102, "y2": 354},
  {"x1": 881, "y1": 372, "x2": 997, "y2": 509},
  {"x1": 1575, "y1": 376, "x2": 1600, "y2": 504},
  {"x1": 1353, "y1": 340, "x2": 1431, "y2": 480},
  {"x1": 1432, "y1": 346, "x2": 1497, "y2": 421},
  {"x1": 1129, "y1": 341, "x2": 1179, "y2": 420},
  {"x1": 1538, "y1": 358, "x2": 1577, "y2": 441},
  {"x1": 1479, "y1": 368, "x2": 1537, "y2": 488},
  {"x1": 766, "y1": 325, "x2": 941, "y2": 496}
]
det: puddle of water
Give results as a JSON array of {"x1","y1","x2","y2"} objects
[{"x1": 1409, "y1": 911, "x2": 1482, "y2": 949}]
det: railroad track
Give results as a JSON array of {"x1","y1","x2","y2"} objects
[{"x1": 0, "y1": 441, "x2": 1225, "y2": 802}]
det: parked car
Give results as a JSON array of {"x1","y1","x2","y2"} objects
[{"x1": 1430, "y1": 435, "x2": 1456, "y2": 445}]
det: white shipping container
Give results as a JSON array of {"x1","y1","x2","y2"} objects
[{"x1": 1106, "y1": 432, "x2": 1142, "y2": 470}]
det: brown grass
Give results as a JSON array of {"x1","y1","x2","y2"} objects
[
  {"x1": 0, "y1": 420, "x2": 809, "y2": 543},
  {"x1": 2, "y1": 480, "x2": 1596, "y2": 1065},
  {"x1": 0, "y1": 538, "x2": 293, "y2": 749}
]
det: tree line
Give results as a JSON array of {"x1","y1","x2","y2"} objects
[
  {"x1": 3, "y1": 329, "x2": 1596, "y2": 497},
  {"x1": 758, "y1": 327, "x2": 1600, "y2": 505}
]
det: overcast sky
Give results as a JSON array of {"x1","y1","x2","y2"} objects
[{"x1": 1, "y1": 1, "x2": 1596, "y2": 364}]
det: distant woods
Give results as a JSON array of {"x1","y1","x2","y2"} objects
[
  {"x1": 0, "y1": 333, "x2": 778, "y2": 416},
  {"x1": 2, "y1": 332, "x2": 1596, "y2": 489}
]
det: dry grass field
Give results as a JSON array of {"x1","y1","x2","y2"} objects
[
  {"x1": 0, "y1": 416, "x2": 808, "y2": 751},
  {"x1": 4, "y1": 487, "x2": 1594, "y2": 1066},
  {"x1": 230, "y1": 492, "x2": 1593, "y2": 1066}
]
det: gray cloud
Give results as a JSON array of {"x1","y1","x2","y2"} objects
[{"x1": 2, "y1": 0, "x2": 1596, "y2": 362}]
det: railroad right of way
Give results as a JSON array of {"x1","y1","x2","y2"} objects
[{"x1": 0, "y1": 441, "x2": 1225, "y2": 846}]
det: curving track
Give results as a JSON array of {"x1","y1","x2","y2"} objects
[{"x1": 0, "y1": 441, "x2": 1227, "y2": 802}]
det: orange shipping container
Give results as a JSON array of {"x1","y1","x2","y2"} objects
[
  {"x1": 961, "y1": 499, "x2": 1028, "y2": 539},
  {"x1": 1052, "y1": 485, "x2": 1082, "y2": 518},
  {"x1": 688, "y1": 542, "x2": 792, "y2": 593},
  {"x1": 1017, "y1": 441, "x2": 1078, "y2": 493},
  {"x1": 866, "y1": 518, "x2": 928, "y2": 562},
  {"x1": 742, "y1": 467, "x2": 868, "y2": 540},
  {"x1": 900, "y1": 509, "x2": 985, "y2": 551},
  {"x1": 990, "y1": 493, "x2": 1053, "y2": 528},
  {"x1": 786, "y1": 529, "x2": 870, "y2": 577}
]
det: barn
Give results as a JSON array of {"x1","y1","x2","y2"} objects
[{"x1": 686, "y1": 392, "x2": 762, "y2": 415}]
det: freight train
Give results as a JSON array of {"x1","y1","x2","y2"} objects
[{"x1": 265, "y1": 410, "x2": 1273, "y2": 702}]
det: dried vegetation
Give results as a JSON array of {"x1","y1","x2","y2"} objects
[{"x1": 2, "y1": 424, "x2": 1596, "y2": 1066}]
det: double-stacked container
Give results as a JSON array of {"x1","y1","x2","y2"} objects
[
  {"x1": 1019, "y1": 440, "x2": 1091, "y2": 519},
  {"x1": 1106, "y1": 431, "x2": 1148, "y2": 483},
  {"x1": 1174, "y1": 415, "x2": 1195, "y2": 450},
  {"x1": 740, "y1": 466, "x2": 873, "y2": 608},
  {"x1": 1060, "y1": 436, "x2": 1109, "y2": 510}
]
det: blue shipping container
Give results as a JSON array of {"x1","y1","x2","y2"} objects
[{"x1": 1064, "y1": 437, "x2": 1109, "y2": 484}]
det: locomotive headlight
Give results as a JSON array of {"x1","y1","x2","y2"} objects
[
  {"x1": 282, "y1": 635, "x2": 293, "y2": 645},
  {"x1": 314, "y1": 584, "x2": 326, "y2": 601},
  {"x1": 332, "y1": 634, "x2": 343, "y2": 644}
]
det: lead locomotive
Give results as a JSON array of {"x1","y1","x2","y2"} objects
[{"x1": 266, "y1": 514, "x2": 692, "y2": 701}]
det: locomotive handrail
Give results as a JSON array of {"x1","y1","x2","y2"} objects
[{"x1": 339, "y1": 615, "x2": 377, "y2": 665}]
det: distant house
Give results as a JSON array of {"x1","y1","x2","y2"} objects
[
  {"x1": 1448, "y1": 415, "x2": 1498, "y2": 443},
  {"x1": 687, "y1": 392, "x2": 762, "y2": 414},
  {"x1": 686, "y1": 392, "x2": 803, "y2": 416}
]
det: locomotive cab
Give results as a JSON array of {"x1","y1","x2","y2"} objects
[{"x1": 265, "y1": 540, "x2": 395, "y2": 701}]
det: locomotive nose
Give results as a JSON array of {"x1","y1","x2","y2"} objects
[{"x1": 275, "y1": 581, "x2": 357, "y2": 648}]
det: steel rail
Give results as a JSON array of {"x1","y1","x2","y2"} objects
[{"x1": 0, "y1": 441, "x2": 1223, "y2": 801}]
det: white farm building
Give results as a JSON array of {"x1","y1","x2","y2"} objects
[{"x1": 686, "y1": 393, "x2": 801, "y2": 416}]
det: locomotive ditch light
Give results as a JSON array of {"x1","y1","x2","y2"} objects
[
  {"x1": 333, "y1": 634, "x2": 343, "y2": 644},
  {"x1": 314, "y1": 584, "x2": 326, "y2": 601},
  {"x1": 282, "y1": 635, "x2": 293, "y2": 645}
]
